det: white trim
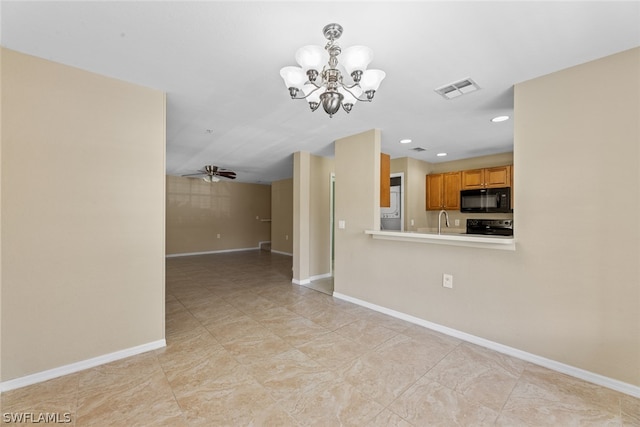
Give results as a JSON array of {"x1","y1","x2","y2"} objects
[
  {"x1": 165, "y1": 247, "x2": 258, "y2": 258},
  {"x1": 329, "y1": 173, "x2": 336, "y2": 276},
  {"x1": 292, "y1": 273, "x2": 331, "y2": 285},
  {"x1": 0, "y1": 339, "x2": 166, "y2": 393},
  {"x1": 270, "y1": 249, "x2": 293, "y2": 256},
  {"x1": 310, "y1": 272, "x2": 332, "y2": 281},
  {"x1": 333, "y1": 292, "x2": 640, "y2": 398}
]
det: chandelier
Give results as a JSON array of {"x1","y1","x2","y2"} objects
[{"x1": 279, "y1": 23, "x2": 386, "y2": 118}]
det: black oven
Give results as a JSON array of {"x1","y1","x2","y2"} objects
[
  {"x1": 460, "y1": 187, "x2": 512, "y2": 213},
  {"x1": 466, "y1": 219, "x2": 513, "y2": 236}
]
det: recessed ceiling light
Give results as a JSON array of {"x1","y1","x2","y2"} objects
[
  {"x1": 491, "y1": 115, "x2": 510, "y2": 123},
  {"x1": 399, "y1": 139, "x2": 412, "y2": 144},
  {"x1": 436, "y1": 152, "x2": 447, "y2": 157}
]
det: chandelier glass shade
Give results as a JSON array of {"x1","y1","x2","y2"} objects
[{"x1": 279, "y1": 23, "x2": 385, "y2": 117}]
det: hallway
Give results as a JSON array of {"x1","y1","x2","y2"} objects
[{"x1": 2, "y1": 250, "x2": 638, "y2": 425}]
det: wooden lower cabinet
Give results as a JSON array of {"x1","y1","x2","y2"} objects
[{"x1": 426, "y1": 172, "x2": 461, "y2": 210}]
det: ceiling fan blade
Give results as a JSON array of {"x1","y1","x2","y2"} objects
[
  {"x1": 183, "y1": 166, "x2": 236, "y2": 179},
  {"x1": 217, "y1": 171, "x2": 236, "y2": 179}
]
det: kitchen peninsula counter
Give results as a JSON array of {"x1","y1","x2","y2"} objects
[{"x1": 364, "y1": 230, "x2": 515, "y2": 251}]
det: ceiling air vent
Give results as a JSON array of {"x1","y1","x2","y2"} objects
[
  {"x1": 411, "y1": 147, "x2": 427, "y2": 152},
  {"x1": 435, "y1": 78, "x2": 481, "y2": 100}
]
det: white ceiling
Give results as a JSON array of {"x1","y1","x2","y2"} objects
[{"x1": 2, "y1": 1, "x2": 639, "y2": 183}]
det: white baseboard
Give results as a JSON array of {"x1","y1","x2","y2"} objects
[
  {"x1": 333, "y1": 292, "x2": 640, "y2": 398},
  {"x1": 270, "y1": 249, "x2": 293, "y2": 256},
  {"x1": 166, "y1": 247, "x2": 258, "y2": 258},
  {"x1": 0, "y1": 339, "x2": 166, "y2": 393},
  {"x1": 292, "y1": 272, "x2": 331, "y2": 286},
  {"x1": 310, "y1": 272, "x2": 332, "y2": 281}
]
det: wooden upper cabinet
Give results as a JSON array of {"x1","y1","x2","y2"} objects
[
  {"x1": 380, "y1": 153, "x2": 390, "y2": 207},
  {"x1": 426, "y1": 172, "x2": 461, "y2": 210},
  {"x1": 460, "y1": 169, "x2": 484, "y2": 190},
  {"x1": 461, "y1": 165, "x2": 511, "y2": 189},
  {"x1": 443, "y1": 172, "x2": 461, "y2": 209},
  {"x1": 426, "y1": 173, "x2": 443, "y2": 210},
  {"x1": 485, "y1": 166, "x2": 511, "y2": 188}
]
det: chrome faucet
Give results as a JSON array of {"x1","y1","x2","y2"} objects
[{"x1": 438, "y1": 209, "x2": 450, "y2": 234}]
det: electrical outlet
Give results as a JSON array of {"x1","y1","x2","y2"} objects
[
  {"x1": 454, "y1": 219, "x2": 460, "y2": 226},
  {"x1": 443, "y1": 273, "x2": 453, "y2": 288},
  {"x1": 410, "y1": 219, "x2": 415, "y2": 226},
  {"x1": 216, "y1": 233, "x2": 221, "y2": 239},
  {"x1": 285, "y1": 235, "x2": 289, "y2": 240}
]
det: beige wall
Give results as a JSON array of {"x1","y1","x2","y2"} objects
[
  {"x1": 428, "y1": 152, "x2": 513, "y2": 174},
  {"x1": 271, "y1": 178, "x2": 293, "y2": 255},
  {"x1": 1, "y1": 49, "x2": 166, "y2": 381},
  {"x1": 166, "y1": 175, "x2": 271, "y2": 255},
  {"x1": 0, "y1": 48, "x2": 3, "y2": 381},
  {"x1": 292, "y1": 152, "x2": 311, "y2": 282},
  {"x1": 513, "y1": 47, "x2": 639, "y2": 385},
  {"x1": 334, "y1": 129, "x2": 381, "y2": 290},
  {"x1": 391, "y1": 156, "x2": 432, "y2": 232},
  {"x1": 332, "y1": 48, "x2": 640, "y2": 387}
]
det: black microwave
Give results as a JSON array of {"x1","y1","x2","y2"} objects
[{"x1": 460, "y1": 187, "x2": 512, "y2": 213}]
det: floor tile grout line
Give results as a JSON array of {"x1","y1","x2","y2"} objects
[{"x1": 152, "y1": 350, "x2": 191, "y2": 425}]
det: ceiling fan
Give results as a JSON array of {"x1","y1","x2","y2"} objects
[{"x1": 182, "y1": 165, "x2": 237, "y2": 182}]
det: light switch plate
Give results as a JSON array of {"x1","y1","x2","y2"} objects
[{"x1": 338, "y1": 220, "x2": 346, "y2": 229}]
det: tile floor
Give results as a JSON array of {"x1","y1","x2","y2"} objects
[{"x1": 2, "y1": 250, "x2": 639, "y2": 426}]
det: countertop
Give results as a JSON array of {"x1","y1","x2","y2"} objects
[{"x1": 364, "y1": 230, "x2": 515, "y2": 251}]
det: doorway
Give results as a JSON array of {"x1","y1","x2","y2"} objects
[
  {"x1": 381, "y1": 173, "x2": 404, "y2": 231},
  {"x1": 305, "y1": 174, "x2": 335, "y2": 296}
]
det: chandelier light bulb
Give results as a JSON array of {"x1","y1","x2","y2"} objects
[
  {"x1": 295, "y1": 45, "x2": 326, "y2": 75},
  {"x1": 338, "y1": 86, "x2": 362, "y2": 107},
  {"x1": 279, "y1": 66, "x2": 306, "y2": 92},
  {"x1": 359, "y1": 69, "x2": 386, "y2": 93},
  {"x1": 302, "y1": 84, "x2": 322, "y2": 111},
  {"x1": 280, "y1": 23, "x2": 385, "y2": 117},
  {"x1": 341, "y1": 46, "x2": 373, "y2": 78}
]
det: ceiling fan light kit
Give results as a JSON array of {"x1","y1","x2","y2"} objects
[{"x1": 280, "y1": 23, "x2": 385, "y2": 118}]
